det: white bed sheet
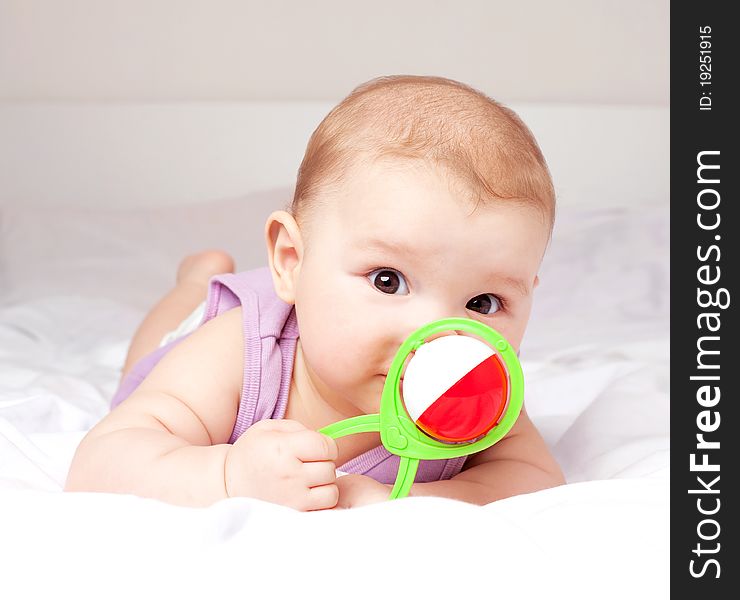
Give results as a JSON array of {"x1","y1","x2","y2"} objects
[{"x1": 0, "y1": 189, "x2": 669, "y2": 597}]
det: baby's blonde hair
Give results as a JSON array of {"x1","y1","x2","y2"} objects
[{"x1": 292, "y1": 75, "x2": 555, "y2": 236}]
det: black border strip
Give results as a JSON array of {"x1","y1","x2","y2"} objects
[{"x1": 672, "y1": 2, "x2": 737, "y2": 591}]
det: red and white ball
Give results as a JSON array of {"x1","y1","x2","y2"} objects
[{"x1": 401, "y1": 335, "x2": 509, "y2": 442}]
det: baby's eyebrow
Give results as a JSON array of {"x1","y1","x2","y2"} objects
[
  {"x1": 358, "y1": 237, "x2": 417, "y2": 256},
  {"x1": 491, "y1": 275, "x2": 531, "y2": 297}
]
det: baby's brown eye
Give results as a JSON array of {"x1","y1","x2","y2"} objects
[
  {"x1": 368, "y1": 269, "x2": 409, "y2": 295},
  {"x1": 467, "y1": 293, "x2": 501, "y2": 315}
]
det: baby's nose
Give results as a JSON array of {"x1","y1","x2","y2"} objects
[{"x1": 423, "y1": 329, "x2": 461, "y2": 343}]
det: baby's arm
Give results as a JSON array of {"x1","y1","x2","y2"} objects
[
  {"x1": 408, "y1": 408, "x2": 565, "y2": 504},
  {"x1": 65, "y1": 307, "x2": 339, "y2": 509},
  {"x1": 65, "y1": 308, "x2": 244, "y2": 506}
]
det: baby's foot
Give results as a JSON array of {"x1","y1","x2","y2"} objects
[{"x1": 176, "y1": 250, "x2": 235, "y2": 286}]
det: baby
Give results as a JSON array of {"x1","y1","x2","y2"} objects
[{"x1": 66, "y1": 75, "x2": 565, "y2": 509}]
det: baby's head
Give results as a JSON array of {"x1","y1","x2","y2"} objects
[{"x1": 266, "y1": 75, "x2": 555, "y2": 416}]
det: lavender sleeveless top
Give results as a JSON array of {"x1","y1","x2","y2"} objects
[{"x1": 111, "y1": 267, "x2": 467, "y2": 484}]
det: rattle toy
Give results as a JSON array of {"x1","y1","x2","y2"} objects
[{"x1": 319, "y1": 317, "x2": 523, "y2": 500}]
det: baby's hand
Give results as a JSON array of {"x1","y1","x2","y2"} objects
[
  {"x1": 224, "y1": 419, "x2": 339, "y2": 511},
  {"x1": 334, "y1": 474, "x2": 390, "y2": 509}
]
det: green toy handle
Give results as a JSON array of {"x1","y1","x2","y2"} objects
[
  {"x1": 319, "y1": 415, "x2": 419, "y2": 500},
  {"x1": 389, "y1": 456, "x2": 419, "y2": 499},
  {"x1": 319, "y1": 413, "x2": 380, "y2": 438}
]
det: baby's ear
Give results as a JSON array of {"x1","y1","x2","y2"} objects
[{"x1": 265, "y1": 210, "x2": 303, "y2": 305}]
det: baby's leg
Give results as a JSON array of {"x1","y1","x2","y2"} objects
[{"x1": 120, "y1": 250, "x2": 235, "y2": 381}]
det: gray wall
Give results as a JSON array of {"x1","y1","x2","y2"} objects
[{"x1": 0, "y1": 0, "x2": 669, "y2": 105}]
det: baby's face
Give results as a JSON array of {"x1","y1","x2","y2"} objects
[{"x1": 293, "y1": 158, "x2": 550, "y2": 417}]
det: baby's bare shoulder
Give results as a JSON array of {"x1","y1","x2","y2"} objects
[{"x1": 113, "y1": 307, "x2": 245, "y2": 445}]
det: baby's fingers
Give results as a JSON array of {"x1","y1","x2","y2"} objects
[
  {"x1": 289, "y1": 430, "x2": 338, "y2": 463},
  {"x1": 304, "y1": 483, "x2": 339, "y2": 511},
  {"x1": 301, "y1": 461, "x2": 337, "y2": 488}
]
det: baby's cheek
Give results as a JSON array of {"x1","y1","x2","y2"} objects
[
  {"x1": 294, "y1": 284, "x2": 391, "y2": 383},
  {"x1": 499, "y1": 319, "x2": 530, "y2": 353},
  {"x1": 297, "y1": 306, "x2": 360, "y2": 365}
]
